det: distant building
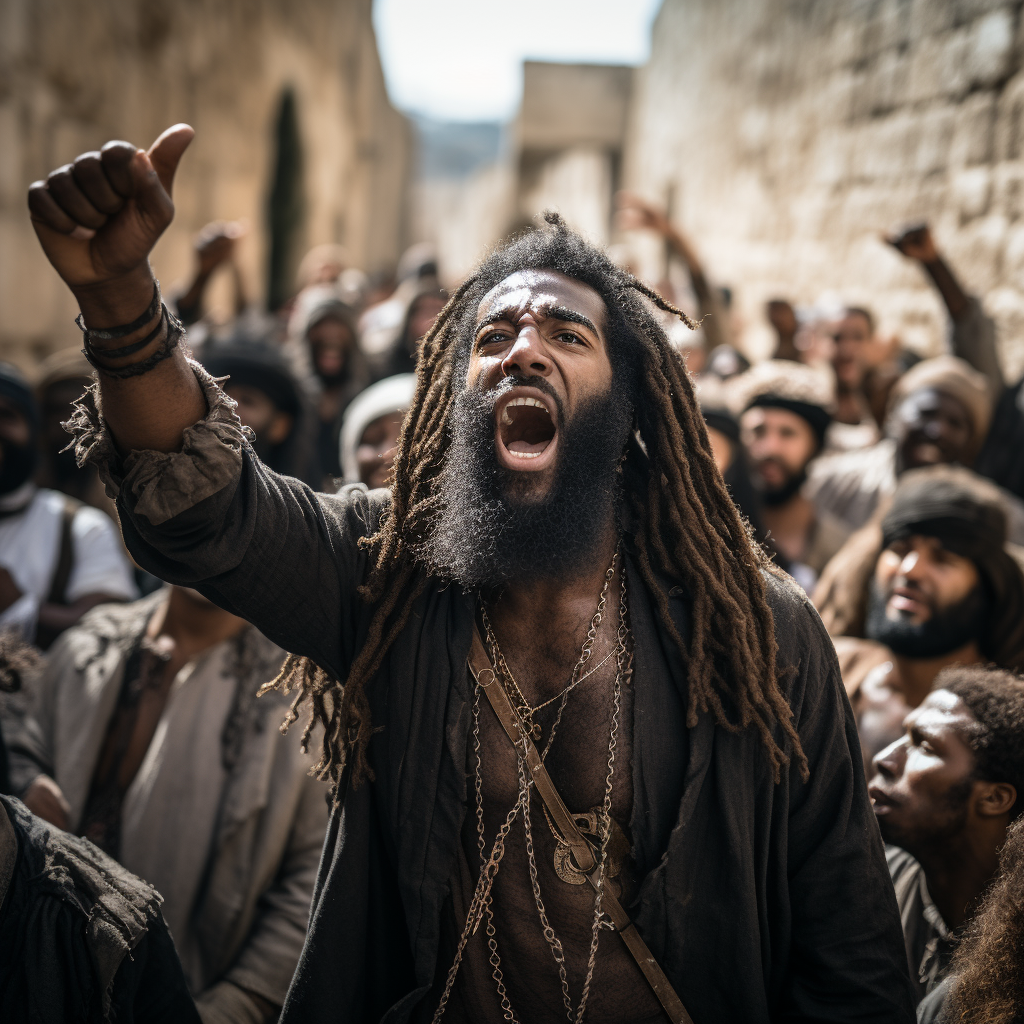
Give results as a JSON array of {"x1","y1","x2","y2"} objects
[
  {"x1": 411, "y1": 60, "x2": 635, "y2": 282},
  {"x1": 515, "y1": 61, "x2": 634, "y2": 245},
  {"x1": 0, "y1": 0, "x2": 411, "y2": 365}
]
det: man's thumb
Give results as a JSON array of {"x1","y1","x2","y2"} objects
[{"x1": 147, "y1": 124, "x2": 195, "y2": 196}]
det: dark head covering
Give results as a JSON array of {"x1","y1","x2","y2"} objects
[
  {"x1": 197, "y1": 337, "x2": 319, "y2": 487},
  {"x1": 305, "y1": 297, "x2": 359, "y2": 339},
  {"x1": 881, "y1": 466, "x2": 1024, "y2": 671},
  {"x1": 201, "y1": 341, "x2": 301, "y2": 418},
  {"x1": 0, "y1": 363, "x2": 39, "y2": 431}
]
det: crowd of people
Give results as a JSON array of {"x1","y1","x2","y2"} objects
[{"x1": 3, "y1": 124, "x2": 1024, "y2": 1024}]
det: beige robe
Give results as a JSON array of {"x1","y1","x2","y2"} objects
[{"x1": 7, "y1": 592, "x2": 328, "y2": 1023}]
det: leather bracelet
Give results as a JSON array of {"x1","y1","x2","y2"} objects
[
  {"x1": 84, "y1": 309, "x2": 168, "y2": 362},
  {"x1": 74, "y1": 281, "x2": 161, "y2": 341},
  {"x1": 83, "y1": 306, "x2": 186, "y2": 380}
]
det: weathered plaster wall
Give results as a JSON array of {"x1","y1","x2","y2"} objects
[
  {"x1": 0, "y1": 0, "x2": 410, "y2": 365},
  {"x1": 624, "y1": 0, "x2": 1024, "y2": 375}
]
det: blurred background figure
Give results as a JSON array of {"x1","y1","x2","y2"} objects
[
  {"x1": 616, "y1": 190, "x2": 730, "y2": 353},
  {"x1": 373, "y1": 282, "x2": 449, "y2": 380},
  {"x1": 828, "y1": 307, "x2": 885, "y2": 450},
  {"x1": 199, "y1": 334, "x2": 320, "y2": 487},
  {"x1": 766, "y1": 298, "x2": 800, "y2": 362},
  {"x1": 171, "y1": 220, "x2": 249, "y2": 328},
  {"x1": 358, "y1": 242, "x2": 440, "y2": 376},
  {"x1": 339, "y1": 373, "x2": 417, "y2": 488},
  {"x1": 734, "y1": 359, "x2": 848, "y2": 592},
  {"x1": 807, "y1": 355, "x2": 1024, "y2": 534},
  {"x1": 0, "y1": 364, "x2": 137, "y2": 648},
  {"x1": 287, "y1": 293, "x2": 368, "y2": 486}
]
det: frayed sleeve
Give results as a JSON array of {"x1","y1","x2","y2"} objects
[
  {"x1": 65, "y1": 361, "x2": 382, "y2": 678},
  {"x1": 65, "y1": 360, "x2": 248, "y2": 526}
]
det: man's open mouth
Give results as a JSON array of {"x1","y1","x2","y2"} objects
[{"x1": 495, "y1": 390, "x2": 558, "y2": 469}]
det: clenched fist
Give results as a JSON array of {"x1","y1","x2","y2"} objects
[{"x1": 27, "y1": 124, "x2": 194, "y2": 324}]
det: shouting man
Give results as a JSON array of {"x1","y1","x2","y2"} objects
[{"x1": 27, "y1": 126, "x2": 914, "y2": 1024}]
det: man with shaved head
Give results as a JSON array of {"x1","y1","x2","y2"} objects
[{"x1": 27, "y1": 125, "x2": 914, "y2": 1024}]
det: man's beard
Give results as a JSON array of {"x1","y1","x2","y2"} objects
[
  {"x1": 865, "y1": 579, "x2": 988, "y2": 659},
  {"x1": 755, "y1": 458, "x2": 807, "y2": 507},
  {"x1": 417, "y1": 379, "x2": 632, "y2": 589},
  {"x1": 0, "y1": 440, "x2": 37, "y2": 496}
]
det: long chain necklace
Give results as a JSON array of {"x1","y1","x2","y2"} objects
[
  {"x1": 431, "y1": 550, "x2": 629, "y2": 1024},
  {"x1": 479, "y1": 557, "x2": 616, "y2": 744}
]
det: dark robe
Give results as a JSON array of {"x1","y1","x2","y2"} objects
[{"x1": 100, "y1": 438, "x2": 917, "y2": 1024}]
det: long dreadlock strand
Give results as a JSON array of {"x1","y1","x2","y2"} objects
[{"x1": 269, "y1": 215, "x2": 808, "y2": 792}]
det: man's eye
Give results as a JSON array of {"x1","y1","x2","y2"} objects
[
  {"x1": 478, "y1": 330, "x2": 509, "y2": 347},
  {"x1": 556, "y1": 331, "x2": 582, "y2": 345}
]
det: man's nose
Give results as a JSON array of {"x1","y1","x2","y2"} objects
[
  {"x1": 871, "y1": 737, "x2": 906, "y2": 780},
  {"x1": 899, "y1": 550, "x2": 922, "y2": 577},
  {"x1": 500, "y1": 326, "x2": 553, "y2": 379}
]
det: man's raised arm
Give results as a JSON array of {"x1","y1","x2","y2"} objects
[
  {"x1": 26, "y1": 126, "x2": 372, "y2": 680},
  {"x1": 27, "y1": 124, "x2": 205, "y2": 452}
]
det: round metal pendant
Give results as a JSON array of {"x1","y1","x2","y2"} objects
[{"x1": 553, "y1": 841, "x2": 588, "y2": 884}]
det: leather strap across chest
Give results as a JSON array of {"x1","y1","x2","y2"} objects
[{"x1": 468, "y1": 626, "x2": 693, "y2": 1024}]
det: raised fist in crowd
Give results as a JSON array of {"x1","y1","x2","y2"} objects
[{"x1": 27, "y1": 124, "x2": 194, "y2": 321}]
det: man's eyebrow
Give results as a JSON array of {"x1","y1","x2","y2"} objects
[{"x1": 475, "y1": 304, "x2": 598, "y2": 334}]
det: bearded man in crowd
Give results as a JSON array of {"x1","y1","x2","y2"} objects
[
  {"x1": 734, "y1": 359, "x2": 849, "y2": 593},
  {"x1": 815, "y1": 467, "x2": 1024, "y2": 775},
  {"x1": 27, "y1": 125, "x2": 915, "y2": 1024}
]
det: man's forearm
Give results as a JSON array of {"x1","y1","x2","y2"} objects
[
  {"x1": 76, "y1": 266, "x2": 207, "y2": 454},
  {"x1": 920, "y1": 256, "x2": 970, "y2": 321}
]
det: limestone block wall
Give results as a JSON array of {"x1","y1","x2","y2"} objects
[
  {"x1": 0, "y1": 0, "x2": 410, "y2": 367},
  {"x1": 623, "y1": 0, "x2": 1024, "y2": 377}
]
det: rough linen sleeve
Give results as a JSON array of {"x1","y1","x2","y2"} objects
[
  {"x1": 779, "y1": 594, "x2": 916, "y2": 1022},
  {"x1": 66, "y1": 362, "x2": 381, "y2": 676}
]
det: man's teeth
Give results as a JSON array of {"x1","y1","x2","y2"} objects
[
  {"x1": 500, "y1": 395, "x2": 547, "y2": 426},
  {"x1": 508, "y1": 450, "x2": 542, "y2": 458}
]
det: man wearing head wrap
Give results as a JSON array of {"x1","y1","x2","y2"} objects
[
  {"x1": 806, "y1": 355, "x2": 1024, "y2": 536},
  {"x1": 814, "y1": 466, "x2": 1024, "y2": 776},
  {"x1": 0, "y1": 363, "x2": 137, "y2": 646},
  {"x1": 734, "y1": 360, "x2": 851, "y2": 593},
  {"x1": 338, "y1": 374, "x2": 416, "y2": 489},
  {"x1": 200, "y1": 337, "x2": 320, "y2": 488}
]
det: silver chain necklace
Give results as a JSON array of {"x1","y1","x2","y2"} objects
[{"x1": 431, "y1": 551, "x2": 630, "y2": 1024}]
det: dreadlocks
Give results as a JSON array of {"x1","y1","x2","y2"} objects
[{"x1": 267, "y1": 213, "x2": 808, "y2": 789}]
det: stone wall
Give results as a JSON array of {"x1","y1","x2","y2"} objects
[
  {"x1": 0, "y1": 0, "x2": 410, "y2": 366},
  {"x1": 623, "y1": 0, "x2": 1024, "y2": 376}
]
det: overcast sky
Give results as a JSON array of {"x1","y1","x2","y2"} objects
[{"x1": 372, "y1": 0, "x2": 663, "y2": 122}]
